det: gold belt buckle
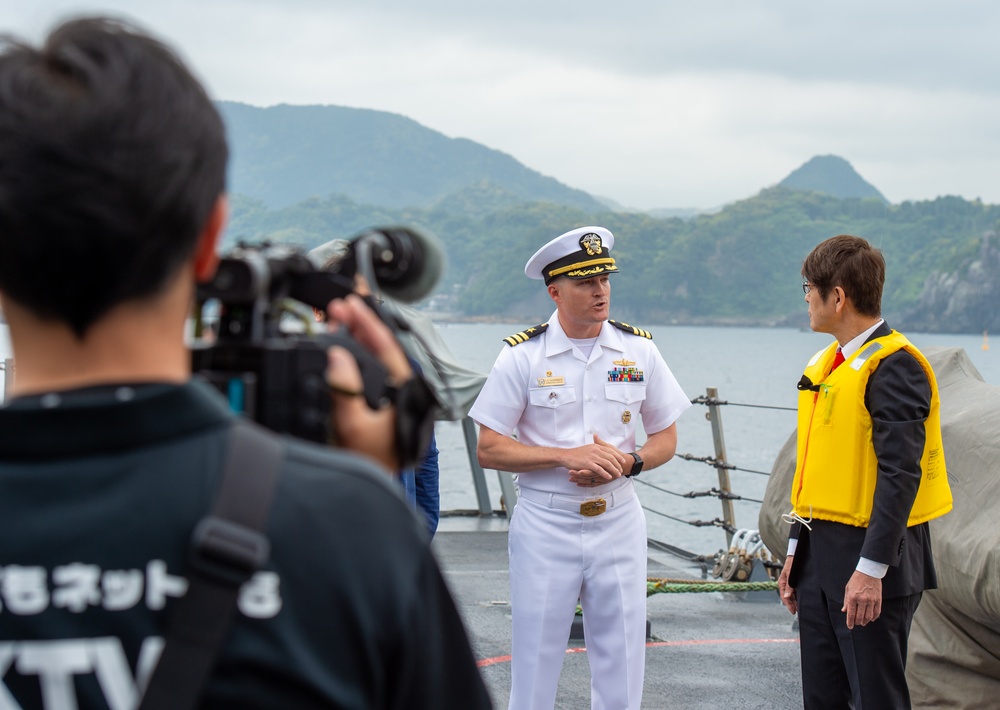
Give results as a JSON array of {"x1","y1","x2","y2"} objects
[{"x1": 580, "y1": 499, "x2": 607, "y2": 517}]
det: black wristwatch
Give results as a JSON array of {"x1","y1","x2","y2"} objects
[{"x1": 626, "y1": 451, "x2": 644, "y2": 477}]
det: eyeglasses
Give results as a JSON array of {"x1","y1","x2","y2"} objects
[{"x1": 802, "y1": 280, "x2": 815, "y2": 295}]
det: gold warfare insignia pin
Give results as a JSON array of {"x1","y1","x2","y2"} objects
[
  {"x1": 622, "y1": 410, "x2": 632, "y2": 424},
  {"x1": 613, "y1": 358, "x2": 636, "y2": 367},
  {"x1": 580, "y1": 232, "x2": 603, "y2": 256}
]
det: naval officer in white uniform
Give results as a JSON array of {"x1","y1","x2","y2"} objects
[{"x1": 469, "y1": 226, "x2": 691, "y2": 710}]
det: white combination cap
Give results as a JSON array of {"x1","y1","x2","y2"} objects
[{"x1": 524, "y1": 226, "x2": 618, "y2": 285}]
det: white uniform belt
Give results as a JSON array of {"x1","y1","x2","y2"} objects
[{"x1": 517, "y1": 481, "x2": 635, "y2": 516}]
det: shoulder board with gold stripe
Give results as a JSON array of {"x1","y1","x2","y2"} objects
[
  {"x1": 503, "y1": 323, "x2": 549, "y2": 347},
  {"x1": 608, "y1": 319, "x2": 653, "y2": 340}
]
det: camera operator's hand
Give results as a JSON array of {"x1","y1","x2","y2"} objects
[{"x1": 325, "y1": 294, "x2": 412, "y2": 472}]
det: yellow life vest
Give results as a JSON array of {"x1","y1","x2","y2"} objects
[{"x1": 791, "y1": 331, "x2": 952, "y2": 527}]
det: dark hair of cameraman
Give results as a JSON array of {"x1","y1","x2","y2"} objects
[{"x1": 0, "y1": 17, "x2": 227, "y2": 338}]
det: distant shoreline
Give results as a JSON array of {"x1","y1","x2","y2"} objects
[
  {"x1": 418, "y1": 309, "x2": 803, "y2": 328},
  {"x1": 415, "y1": 310, "x2": 989, "y2": 335}
]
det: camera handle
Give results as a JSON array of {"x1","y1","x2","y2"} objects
[{"x1": 313, "y1": 331, "x2": 396, "y2": 411}]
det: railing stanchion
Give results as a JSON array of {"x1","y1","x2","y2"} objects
[
  {"x1": 461, "y1": 416, "x2": 493, "y2": 516},
  {"x1": 705, "y1": 387, "x2": 736, "y2": 547}
]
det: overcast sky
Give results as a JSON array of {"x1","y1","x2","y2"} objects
[{"x1": 4, "y1": 1, "x2": 1000, "y2": 210}]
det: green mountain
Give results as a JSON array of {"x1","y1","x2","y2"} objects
[
  {"x1": 218, "y1": 101, "x2": 603, "y2": 212},
  {"x1": 779, "y1": 155, "x2": 887, "y2": 202},
  {"x1": 216, "y1": 103, "x2": 1000, "y2": 334},
  {"x1": 226, "y1": 187, "x2": 1000, "y2": 333}
]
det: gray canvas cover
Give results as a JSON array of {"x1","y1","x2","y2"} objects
[
  {"x1": 381, "y1": 300, "x2": 488, "y2": 420},
  {"x1": 759, "y1": 347, "x2": 1000, "y2": 708}
]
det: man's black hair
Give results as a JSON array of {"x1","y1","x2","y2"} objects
[{"x1": 0, "y1": 16, "x2": 228, "y2": 337}]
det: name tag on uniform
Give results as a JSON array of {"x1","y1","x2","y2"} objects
[{"x1": 537, "y1": 374, "x2": 565, "y2": 386}]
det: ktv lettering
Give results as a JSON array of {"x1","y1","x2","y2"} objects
[
  {"x1": 0, "y1": 563, "x2": 281, "y2": 617},
  {"x1": 0, "y1": 636, "x2": 164, "y2": 710},
  {"x1": 0, "y1": 562, "x2": 280, "y2": 708}
]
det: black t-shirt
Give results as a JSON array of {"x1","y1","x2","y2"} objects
[{"x1": 0, "y1": 379, "x2": 491, "y2": 709}]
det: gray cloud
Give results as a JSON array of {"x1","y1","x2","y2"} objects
[
  {"x1": 319, "y1": 1, "x2": 1000, "y2": 93},
  {"x1": 3, "y1": 0, "x2": 999, "y2": 208}
]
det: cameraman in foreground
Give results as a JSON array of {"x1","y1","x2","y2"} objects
[{"x1": 0, "y1": 16, "x2": 490, "y2": 710}]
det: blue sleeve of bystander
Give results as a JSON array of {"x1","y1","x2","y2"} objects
[{"x1": 414, "y1": 429, "x2": 440, "y2": 537}]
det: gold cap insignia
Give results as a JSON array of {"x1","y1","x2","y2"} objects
[{"x1": 580, "y1": 232, "x2": 603, "y2": 256}]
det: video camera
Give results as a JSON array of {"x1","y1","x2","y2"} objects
[{"x1": 190, "y1": 226, "x2": 443, "y2": 467}]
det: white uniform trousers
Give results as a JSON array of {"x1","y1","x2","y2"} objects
[{"x1": 508, "y1": 481, "x2": 647, "y2": 710}]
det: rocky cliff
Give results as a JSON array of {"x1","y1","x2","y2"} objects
[{"x1": 900, "y1": 231, "x2": 1000, "y2": 334}]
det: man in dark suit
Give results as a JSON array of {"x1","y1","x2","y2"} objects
[{"x1": 777, "y1": 234, "x2": 953, "y2": 709}]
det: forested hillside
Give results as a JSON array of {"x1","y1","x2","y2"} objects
[
  {"x1": 219, "y1": 102, "x2": 603, "y2": 212},
  {"x1": 226, "y1": 188, "x2": 1000, "y2": 333},
  {"x1": 218, "y1": 102, "x2": 1000, "y2": 333}
]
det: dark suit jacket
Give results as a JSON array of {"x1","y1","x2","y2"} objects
[{"x1": 788, "y1": 322, "x2": 938, "y2": 601}]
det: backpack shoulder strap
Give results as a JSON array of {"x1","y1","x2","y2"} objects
[{"x1": 138, "y1": 419, "x2": 284, "y2": 710}]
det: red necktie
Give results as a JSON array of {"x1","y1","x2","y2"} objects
[{"x1": 831, "y1": 348, "x2": 845, "y2": 371}]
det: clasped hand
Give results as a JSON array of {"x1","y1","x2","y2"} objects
[{"x1": 567, "y1": 433, "x2": 630, "y2": 487}]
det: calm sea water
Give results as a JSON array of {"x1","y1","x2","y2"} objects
[{"x1": 2, "y1": 321, "x2": 996, "y2": 555}]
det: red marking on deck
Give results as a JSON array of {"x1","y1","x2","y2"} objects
[{"x1": 477, "y1": 637, "x2": 798, "y2": 667}]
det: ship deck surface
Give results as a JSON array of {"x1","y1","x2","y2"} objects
[{"x1": 434, "y1": 517, "x2": 802, "y2": 709}]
